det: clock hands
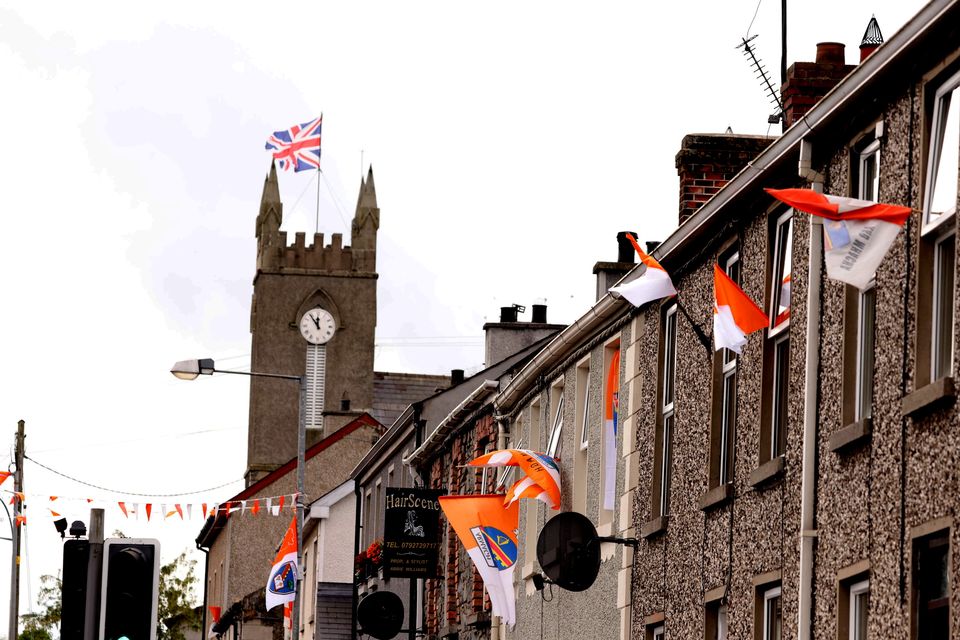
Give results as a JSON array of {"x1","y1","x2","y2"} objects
[{"x1": 312, "y1": 314, "x2": 321, "y2": 330}]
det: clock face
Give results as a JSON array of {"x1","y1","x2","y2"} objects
[{"x1": 299, "y1": 308, "x2": 336, "y2": 344}]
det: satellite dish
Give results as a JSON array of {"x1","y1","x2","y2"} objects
[
  {"x1": 536, "y1": 511, "x2": 600, "y2": 592},
  {"x1": 357, "y1": 590, "x2": 404, "y2": 640}
]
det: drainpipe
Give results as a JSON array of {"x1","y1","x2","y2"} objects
[
  {"x1": 797, "y1": 138, "x2": 823, "y2": 640},
  {"x1": 197, "y1": 542, "x2": 209, "y2": 640},
  {"x1": 490, "y1": 412, "x2": 509, "y2": 640}
]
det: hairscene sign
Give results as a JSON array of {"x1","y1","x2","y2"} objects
[{"x1": 383, "y1": 487, "x2": 445, "y2": 578}]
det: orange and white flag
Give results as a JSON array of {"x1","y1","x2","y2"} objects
[
  {"x1": 265, "y1": 516, "x2": 298, "y2": 611},
  {"x1": 469, "y1": 449, "x2": 561, "y2": 510},
  {"x1": 439, "y1": 495, "x2": 519, "y2": 626},
  {"x1": 713, "y1": 264, "x2": 767, "y2": 353},
  {"x1": 766, "y1": 188, "x2": 910, "y2": 289},
  {"x1": 609, "y1": 233, "x2": 676, "y2": 306}
]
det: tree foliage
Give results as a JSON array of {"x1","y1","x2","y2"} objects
[
  {"x1": 19, "y1": 575, "x2": 61, "y2": 639},
  {"x1": 157, "y1": 551, "x2": 201, "y2": 640}
]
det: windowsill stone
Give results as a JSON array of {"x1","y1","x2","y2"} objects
[
  {"x1": 828, "y1": 417, "x2": 872, "y2": 453},
  {"x1": 699, "y1": 483, "x2": 734, "y2": 511},
  {"x1": 749, "y1": 456, "x2": 785, "y2": 488},
  {"x1": 640, "y1": 515, "x2": 668, "y2": 539},
  {"x1": 901, "y1": 376, "x2": 955, "y2": 418}
]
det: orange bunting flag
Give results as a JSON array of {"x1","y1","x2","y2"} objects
[
  {"x1": 202, "y1": 503, "x2": 208, "y2": 519},
  {"x1": 0, "y1": 471, "x2": 11, "y2": 486},
  {"x1": 119, "y1": 502, "x2": 128, "y2": 518},
  {"x1": 176, "y1": 504, "x2": 184, "y2": 520},
  {"x1": 252, "y1": 500, "x2": 261, "y2": 516},
  {"x1": 713, "y1": 264, "x2": 768, "y2": 354},
  {"x1": 15, "y1": 515, "x2": 26, "y2": 527},
  {"x1": 49, "y1": 509, "x2": 60, "y2": 517},
  {"x1": 166, "y1": 509, "x2": 177, "y2": 519},
  {"x1": 145, "y1": 504, "x2": 153, "y2": 521},
  {"x1": 49, "y1": 496, "x2": 58, "y2": 502},
  {"x1": 278, "y1": 495, "x2": 286, "y2": 513},
  {"x1": 86, "y1": 498, "x2": 94, "y2": 503},
  {"x1": 9, "y1": 492, "x2": 24, "y2": 505}
]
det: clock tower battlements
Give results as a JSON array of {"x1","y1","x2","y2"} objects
[
  {"x1": 256, "y1": 164, "x2": 379, "y2": 275},
  {"x1": 246, "y1": 163, "x2": 381, "y2": 487}
]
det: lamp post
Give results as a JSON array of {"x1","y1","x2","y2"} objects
[{"x1": 171, "y1": 358, "x2": 307, "y2": 639}]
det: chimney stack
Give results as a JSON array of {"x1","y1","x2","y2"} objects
[
  {"x1": 676, "y1": 134, "x2": 774, "y2": 225},
  {"x1": 594, "y1": 232, "x2": 638, "y2": 302},
  {"x1": 450, "y1": 369, "x2": 465, "y2": 386},
  {"x1": 483, "y1": 303, "x2": 564, "y2": 366},
  {"x1": 781, "y1": 42, "x2": 856, "y2": 128}
]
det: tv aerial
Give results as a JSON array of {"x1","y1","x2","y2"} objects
[
  {"x1": 535, "y1": 512, "x2": 638, "y2": 592},
  {"x1": 737, "y1": 34, "x2": 783, "y2": 125}
]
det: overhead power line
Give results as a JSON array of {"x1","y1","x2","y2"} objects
[{"x1": 24, "y1": 455, "x2": 241, "y2": 498}]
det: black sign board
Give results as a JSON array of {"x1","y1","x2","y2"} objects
[{"x1": 382, "y1": 487, "x2": 444, "y2": 578}]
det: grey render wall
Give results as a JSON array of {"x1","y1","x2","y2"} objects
[{"x1": 509, "y1": 326, "x2": 630, "y2": 640}]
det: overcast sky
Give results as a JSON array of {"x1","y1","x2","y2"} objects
[{"x1": 0, "y1": 0, "x2": 929, "y2": 630}]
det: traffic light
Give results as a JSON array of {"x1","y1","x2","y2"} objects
[
  {"x1": 99, "y1": 538, "x2": 160, "y2": 640},
  {"x1": 60, "y1": 539, "x2": 90, "y2": 640}
]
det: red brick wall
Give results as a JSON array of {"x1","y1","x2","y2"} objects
[{"x1": 424, "y1": 412, "x2": 499, "y2": 636}]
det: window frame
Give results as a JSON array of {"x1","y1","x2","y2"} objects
[
  {"x1": 911, "y1": 527, "x2": 951, "y2": 640},
  {"x1": 652, "y1": 302, "x2": 678, "y2": 520},
  {"x1": 922, "y1": 65, "x2": 960, "y2": 232},
  {"x1": 848, "y1": 579, "x2": 870, "y2": 640},
  {"x1": 573, "y1": 356, "x2": 591, "y2": 513},
  {"x1": 762, "y1": 586, "x2": 782, "y2": 640},
  {"x1": 709, "y1": 248, "x2": 741, "y2": 490},
  {"x1": 547, "y1": 379, "x2": 565, "y2": 459},
  {"x1": 931, "y1": 227, "x2": 956, "y2": 382},
  {"x1": 768, "y1": 210, "x2": 794, "y2": 336}
]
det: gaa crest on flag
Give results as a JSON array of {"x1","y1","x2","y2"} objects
[
  {"x1": 269, "y1": 561, "x2": 297, "y2": 596},
  {"x1": 470, "y1": 525, "x2": 518, "y2": 570}
]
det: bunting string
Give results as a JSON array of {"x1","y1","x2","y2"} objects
[{"x1": 1, "y1": 490, "x2": 301, "y2": 526}]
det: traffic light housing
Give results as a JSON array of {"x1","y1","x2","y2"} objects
[
  {"x1": 60, "y1": 539, "x2": 90, "y2": 640},
  {"x1": 99, "y1": 538, "x2": 160, "y2": 640}
]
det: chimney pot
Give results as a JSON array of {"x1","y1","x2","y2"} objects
[
  {"x1": 499, "y1": 306, "x2": 518, "y2": 323},
  {"x1": 815, "y1": 42, "x2": 845, "y2": 65},
  {"x1": 451, "y1": 369, "x2": 465, "y2": 385},
  {"x1": 531, "y1": 304, "x2": 547, "y2": 323},
  {"x1": 646, "y1": 241, "x2": 661, "y2": 254},
  {"x1": 616, "y1": 232, "x2": 637, "y2": 263}
]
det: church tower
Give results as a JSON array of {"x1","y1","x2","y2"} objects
[{"x1": 245, "y1": 165, "x2": 380, "y2": 486}]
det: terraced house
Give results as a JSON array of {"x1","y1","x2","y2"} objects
[
  {"x1": 618, "y1": 2, "x2": 960, "y2": 639},
  {"x1": 409, "y1": 1, "x2": 960, "y2": 639}
]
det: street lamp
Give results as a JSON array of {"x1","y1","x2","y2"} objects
[{"x1": 170, "y1": 358, "x2": 307, "y2": 639}]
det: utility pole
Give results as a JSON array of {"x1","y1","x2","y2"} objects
[
  {"x1": 9, "y1": 419, "x2": 24, "y2": 640},
  {"x1": 84, "y1": 509, "x2": 105, "y2": 640}
]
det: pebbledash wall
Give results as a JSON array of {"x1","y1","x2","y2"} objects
[{"x1": 624, "y1": 3, "x2": 960, "y2": 639}]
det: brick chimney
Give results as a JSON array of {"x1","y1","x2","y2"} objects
[
  {"x1": 675, "y1": 134, "x2": 775, "y2": 225},
  {"x1": 781, "y1": 42, "x2": 856, "y2": 128}
]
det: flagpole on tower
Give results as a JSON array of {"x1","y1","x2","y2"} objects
[{"x1": 315, "y1": 113, "x2": 323, "y2": 237}]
